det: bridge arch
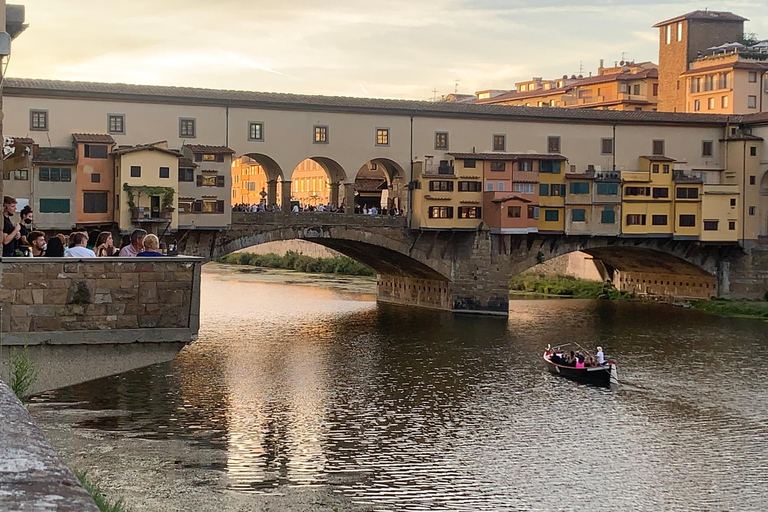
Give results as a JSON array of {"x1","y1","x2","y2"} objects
[{"x1": 353, "y1": 158, "x2": 408, "y2": 211}]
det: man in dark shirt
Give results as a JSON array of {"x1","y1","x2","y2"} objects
[{"x1": 3, "y1": 196, "x2": 21, "y2": 257}]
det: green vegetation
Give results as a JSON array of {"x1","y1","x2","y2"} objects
[
  {"x1": 692, "y1": 297, "x2": 768, "y2": 320},
  {"x1": 75, "y1": 470, "x2": 132, "y2": 512},
  {"x1": 510, "y1": 273, "x2": 633, "y2": 299},
  {"x1": 9, "y1": 346, "x2": 39, "y2": 402},
  {"x1": 219, "y1": 251, "x2": 376, "y2": 277}
]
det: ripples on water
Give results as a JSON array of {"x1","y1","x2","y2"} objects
[{"x1": 40, "y1": 271, "x2": 768, "y2": 511}]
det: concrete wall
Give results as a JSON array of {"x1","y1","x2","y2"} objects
[{"x1": 0, "y1": 257, "x2": 202, "y2": 345}]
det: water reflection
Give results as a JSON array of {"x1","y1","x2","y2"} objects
[{"x1": 33, "y1": 269, "x2": 768, "y2": 511}]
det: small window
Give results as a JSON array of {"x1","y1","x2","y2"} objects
[
  {"x1": 30, "y1": 110, "x2": 48, "y2": 131},
  {"x1": 39, "y1": 198, "x2": 70, "y2": 213},
  {"x1": 596, "y1": 183, "x2": 618, "y2": 195},
  {"x1": 463, "y1": 159, "x2": 476, "y2": 168},
  {"x1": 729, "y1": 221, "x2": 736, "y2": 230},
  {"x1": 571, "y1": 209, "x2": 586, "y2": 222},
  {"x1": 493, "y1": 134, "x2": 506, "y2": 151},
  {"x1": 652, "y1": 187, "x2": 669, "y2": 199},
  {"x1": 544, "y1": 209, "x2": 559, "y2": 222},
  {"x1": 547, "y1": 136, "x2": 561, "y2": 153},
  {"x1": 518, "y1": 160, "x2": 534, "y2": 172},
  {"x1": 108, "y1": 114, "x2": 125, "y2": 135},
  {"x1": 527, "y1": 205, "x2": 539, "y2": 220},
  {"x1": 633, "y1": 84, "x2": 641, "y2": 96},
  {"x1": 601, "y1": 207, "x2": 615, "y2": 224},
  {"x1": 490, "y1": 161, "x2": 506, "y2": 172},
  {"x1": 750, "y1": 175, "x2": 756, "y2": 185},
  {"x1": 508, "y1": 206, "x2": 522, "y2": 218},
  {"x1": 666, "y1": 25, "x2": 671, "y2": 44},
  {"x1": 702, "y1": 141, "x2": 713, "y2": 157},
  {"x1": 39, "y1": 167, "x2": 49, "y2": 181},
  {"x1": 750, "y1": 146, "x2": 757, "y2": 157},
  {"x1": 486, "y1": 182, "x2": 494, "y2": 191},
  {"x1": 458, "y1": 206, "x2": 481, "y2": 219},
  {"x1": 458, "y1": 181, "x2": 482, "y2": 192},
  {"x1": 83, "y1": 192, "x2": 108, "y2": 213},
  {"x1": 435, "y1": 132, "x2": 449, "y2": 150},
  {"x1": 179, "y1": 118, "x2": 196, "y2": 138},
  {"x1": 249, "y1": 122, "x2": 264, "y2": 142},
  {"x1": 497, "y1": 182, "x2": 505, "y2": 191},
  {"x1": 130, "y1": 166, "x2": 141, "y2": 178},
  {"x1": 539, "y1": 183, "x2": 549, "y2": 196},
  {"x1": 569, "y1": 182, "x2": 589, "y2": 195},
  {"x1": 679, "y1": 214, "x2": 696, "y2": 227},
  {"x1": 312, "y1": 125, "x2": 328, "y2": 144},
  {"x1": 730, "y1": 198, "x2": 736, "y2": 207},
  {"x1": 703, "y1": 220, "x2": 719, "y2": 231},
  {"x1": 540, "y1": 160, "x2": 560, "y2": 174},
  {"x1": 749, "y1": 206, "x2": 756, "y2": 216},
  {"x1": 652, "y1": 215, "x2": 667, "y2": 225},
  {"x1": 748, "y1": 96, "x2": 757, "y2": 109},
  {"x1": 652, "y1": 140, "x2": 665, "y2": 156},
  {"x1": 159, "y1": 167, "x2": 170, "y2": 179},
  {"x1": 13, "y1": 170, "x2": 28, "y2": 181},
  {"x1": 652, "y1": 164, "x2": 660, "y2": 173},
  {"x1": 179, "y1": 168, "x2": 194, "y2": 182},
  {"x1": 601, "y1": 138, "x2": 614, "y2": 155},
  {"x1": 707, "y1": 97, "x2": 715, "y2": 110},
  {"x1": 91, "y1": 173, "x2": 101, "y2": 183},
  {"x1": 428, "y1": 206, "x2": 453, "y2": 218},
  {"x1": 84, "y1": 144, "x2": 109, "y2": 159},
  {"x1": 677, "y1": 22, "x2": 682, "y2": 41},
  {"x1": 626, "y1": 214, "x2": 646, "y2": 226},
  {"x1": 722, "y1": 96, "x2": 729, "y2": 108},
  {"x1": 376, "y1": 128, "x2": 389, "y2": 146},
  {"x1": 429, "y1": 180, "x2": 454, "y2": 192},
  {"x1": 652, "y1": 83, "x2": 659, "y2": 96},
  {"x1": 663, "y1": 164, "x2": 670, "y2": 174},
  {"x1": 748, "y1": 72, "x2": 757, "y2": 83}
]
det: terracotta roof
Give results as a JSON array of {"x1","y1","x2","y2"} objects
[
  {"x1": 639, "y1": 155, "x2": 676, "y2": 162},
  {"x1": 491, "y1": 195, "x2": 533, "y2": 204},
  {"x1": 113, "y1": 143, "x2": 181, "y2": 157},
  {"x1": 1, "y1": 78, "x2": 735, "y2": 127},
  {"x1": 721, "y1": 134, "x2": 764, "y2": 141},
  {"x1": 354, "y1": 178, "x2": 387, "y2": 192},
  {"x1": 12, "y1": 137, "x2": 35, "y2": 145},
  {"x1": 179, "y1": 157, "x2": 198, "y2": 168},
  {"x1": 565, "y1": 173, "x2": 595, "y2": 180},
  {"x1": 184, "y1": 144, "x2": 235, "y2": 154},
  {"x1": 653, "y1": 10, "x2": 748, "y2": 28},
  {"x1": 448, "y1": 152, "x2": 567, "y2": 161},
  {"x1": 72, "y1": 133, "x2": 115, "y2": 144}
]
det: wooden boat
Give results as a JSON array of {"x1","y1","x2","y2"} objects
[{"x1": 543, "y1": 350, "x2": 619, "y2": 387}]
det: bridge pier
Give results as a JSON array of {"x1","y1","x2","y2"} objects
[
  {"x1": 281, "y1": 180, "x2": 292, "y2": 210},
  {"x1": 267, "y1": 179, "x2": 278, "y2": 207},
  {"x1": 344, "y1": 182, "x2": 355, "y2": 213}
]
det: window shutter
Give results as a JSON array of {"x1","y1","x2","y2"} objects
[
  {"x1": 196, "y1": 175, "x2": 203, "y2": 187},
  {"x1": 194, "y1": 153, "x2": 202, "y2": 162},
  {"x1": 216, "y1": 175, "x2": 225, "y2": 187},
  {"x1": 216, "y1": 200, "x2": 225, "y2": 213},
  {"x1": 193, "y1": 200, "x2": 203, "y2": 213}
]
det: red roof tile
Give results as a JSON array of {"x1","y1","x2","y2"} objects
[
  {"x1": 72, "y1": 133, "x2": 115, "y2": 144},
  {"x1": 448, "y1": 152, "x2": 566, "y2": 161},
  {"x1": 183, "y1": 144, "x2": 235, "y2": 154}
]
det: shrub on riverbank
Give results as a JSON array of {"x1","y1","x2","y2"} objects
[
  {"x1": 75, "y1": 470, "x2": 131, "y2": 512},
  {"x1": 510, "y1": 273, "x2": 632, "y2": 299},
  {"x1": 218, "y1": 251, "x2": 375, "y2": 277},
  {"x1": 693, "y1": 298, "x2": 768, "y2": 319}
]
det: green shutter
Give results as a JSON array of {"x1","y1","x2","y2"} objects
[
  {"x1": 539, "y1": 184, "x2": 549, "y2": 196},
  {"x1": 39, "y1": 198, "x2": 70, "y2": 213}
]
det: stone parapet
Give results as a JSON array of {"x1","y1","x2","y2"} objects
[
  {"x1": 0, "y1": 257, "x2": 203, "y2": 345},
  {"x1": 0, "y1": 378, "x2": 99, "y2": 511}
]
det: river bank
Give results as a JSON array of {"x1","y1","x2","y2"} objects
[{"x1": 219, "y1": 251, "x2": 375, "y2": 276}]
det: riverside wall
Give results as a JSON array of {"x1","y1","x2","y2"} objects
[{"x1": 0, "y1": 257, "x2": 203, "y2": 345}]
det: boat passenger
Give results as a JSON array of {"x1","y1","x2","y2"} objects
[
  {"x1": 596, "y1": 346, "x2": 605, "y2": 365},
  {"x1": 575, "y1": 358, "x2": 585, "y2": 369}
]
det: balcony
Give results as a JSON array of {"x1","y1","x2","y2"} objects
[{"x1": 673, "y1": 170, "x2": 704, "y2": 184}]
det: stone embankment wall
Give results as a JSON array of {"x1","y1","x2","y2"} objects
[
  {"x1": 0, "y1": 379, "x2": 98, "y2": 511},
  {"x1": 723, "y1": 247, "x2": 768, "y2": 298},
  {"x1": 0, "y1": 257, "x2": 202, "y2": 345},
  {"x1": 241, "y1": 239, "x2": 341, "y2": 258}
]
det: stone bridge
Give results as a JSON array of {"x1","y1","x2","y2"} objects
[{"x1": 178, "y1": 213, "x2": 764, "y2": 315}]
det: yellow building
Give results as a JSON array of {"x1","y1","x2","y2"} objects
[
  {"x1": 291, "y1": 159, "x2": 331, "y2": 206},
  {"x1": 113, "y1": 141, "x2": 180, "y2": 233},
  {"x1": 682, "y1": 54, "x2": 768, "y2": 114},
  {"x1": 621, "y1": 156, "x2": 677, "y2": 237},
  {"x1": 700, "y1": 183, "x2": 740, "y2": 242},
  {"x1": 537, "y1": 159, "x2": 566, "y2": 232},
  {"x1": 411, "y1": 156, "x2": 483, "y2": 230}
]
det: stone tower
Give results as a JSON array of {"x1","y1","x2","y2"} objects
[{"x1": 654, "y1": 10, "x2": 747, "y2": 112}]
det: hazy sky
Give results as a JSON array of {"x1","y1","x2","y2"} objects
[{"x1": 8, "y1": 0, "x2": 768, "y2": 100}]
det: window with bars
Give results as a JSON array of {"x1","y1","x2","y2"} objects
[
  {"x1": 493, "y1": 134, "x2": 506, "y2": 151},
  {"x1": 108, "y1": 114, "x2": 125, "y2": 134},
  {"x1": 30, "y1": 110, "x2": 48, "y2": 131},
  {"x1": 601, "y1": 138, "x2": 614, "y2": 155},
  {"x1": 547, "y1": 136, "x2": 561, "y2": 153},
  {"x1": 179, "y1": 118, "x2": 196, "y2": 138},
  {"x1": 703, "y1": 220, "x2": 719, "y2": 231},
  {"x1": 652, "y1": 215, "x2": 667, "y2": 225},
  {"x1": 435, "y1": 132, "x2": 449, "y2": 150}
]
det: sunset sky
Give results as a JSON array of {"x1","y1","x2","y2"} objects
[{"x1": 8, "y1": 0, "x2": 768, "y2": 100}]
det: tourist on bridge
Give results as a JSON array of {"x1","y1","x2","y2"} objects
[
  {"x1": 137, "y1": 234, "x2": 165, "y2": 257},
  {"x1": 2, "y1": 196, "x2": 22, "y2": 257},
  {"x1": 66, "y1": 232, "x2": 96, "y2": 258},
  {"x1": 27, "y1": 231, "x2": 46, "y2": 257},
  {"x1": 95, "y1": 231, "x2": 117, "y2": 257},
  {"x1": 119, "y1": 229, "x2": 147, "y2": 257},
  {"x1": 44, "y1": 236, "x2": 65, "y2": 257}
]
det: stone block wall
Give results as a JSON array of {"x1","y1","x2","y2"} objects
[
  {"x1": 0, "y1": 257, "x2": 202, "y2": 345},
  {"x1": 722, "y1": 247, "x2": 768, "y2": 298}
]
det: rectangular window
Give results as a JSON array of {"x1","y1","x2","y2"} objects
[
  {"x1": 703, "y1": 220, "x2": 719, "y2": 231},
  {"x1": 130, "y1": 166, "x2": 141, "y2": 178},
  {"x1": 601, "y1": 206, "x2": 615, "y2": 224},
  {"x1": 601, "y1": 138, "x2": 614, "y2": 155},
  {"x1": 707, "y1": 97, "x2": 715, "y2": 110},
  {"x1": 493, "y1": 134, "x2": 506, "y2": 151},
  {"x1": 749, "y1": 71, "x2": 757, "y2": 83},
  {"x1": 39, "y1": 167, "x2": 49, "y2": 181},
  {"x1": 652, "y1": 140, "x2": 665, "y2": 156},
  {"x1": 39, "y1": 198, "x2": 70, "y2": 213},
  {"x1": 30, "y1": 110, "x2": 48, "y2": 131},
  {"x1": 663, "y1": 164, "x2": 670, "y2": 174},
  {"x1": 749, "y1": 206, "x2": 756, "y2": 216},
  {"x1": 625, "y1": 186, "x2": 650, "y2": 196},
  {"x1": 13, "y1": 170, "x2": 28, "y2": 181},
  {"x1": 540, "y1": 160, "x2": 560, "y2": 174},
  {"x1": 458, "y1": 206, "x2": 481, "y2": 219},
  {"x1": 652, "y1": 187, "x2": 669, "y2": 199},
  {"x1": 91, "y1": 173, "x2": 100, "y2": 183},
  {"x1": 376, "y1": 128, "x2": 389, "y2": 146},
  {"x1": 729, "y1": 221, "x2": 736, "y2": 230},
  {"x1": 547, "y1": 136, "x2": 561, "y2": 153},
  {"x1": 676, "y1": 187, "x2": 699, "y2": 199},
  {"x1": 677, "y1": 22, "x2": 682, "y2": 41},
  {"x1": 463, "y1": 159, "x2": 476, "y2": 168},
  {"x1": 429, "y1": 180, "x2": 454, "y2": 192},
  {"x1": 626, "y1": 214, "x2": 646, "y2": 226},
  {"x1": 750, "y1": 175, "x2": 756, "y2": 185},
  {"x1": 666, "y1": 25, "x2": 671, "y2": 44},
  {"x1": 571, "y1": 209, "x2": 586, "y2": 222},
  {"x1": 750, "y1": 146, "x2": 757, "y2": 157},
  {"x1": 544, "y1": 209, "x2": 559, "y2": 222},
  {"x1": 490, "y1": 161, "x2": 506, "y2": 172},
  {"x1": 202, "y1": 201, "x2": 217, "y2": 214},
  {"x1": 652, "y1": 163, "x2": 660, "y2": 173},
  {"x1": 108, "y1": 114, "x2": 125, "y2": 134},
  {"x1": 722, "y1": 96, "x2": 729, "y2": 108},
  {"x1": 508, "y1": 206, "x2": 522, "y2": 218},
  {"x1": 313, "y1": 125, "x2": 329, "y2": 143},
  {"x1": 84, "y1": 144, "x2": 109, "y2": 159},
  {"x1": 83, "y1": 192, "x2": 108, "y2": 213},
  {"x1": 702, "y1": 141, "x2": 713, "y2": 157},
  {"x1": 513, "y1": 183, "x2": 535, "y2": 194},
  {"x1": 428, "y1": 206, "x2": 453, "y2": 219},
  {"x1": 486, "y1": 182, "x2": 494, "y2": 191},
  {"x1": 653, "y1": 83, "x2": 659, "y2": 96},
  {"x1": 527, "y1": 205, "x2": 540, "y2": 219},
  {"x1": 201, "y1": 175, "x2": 217, "y2": 187},
  {"x1": 435, "y1": 131, "x2": 449, "y2": 150},
  {"x1": 539, "y1": 183, "x2": 549, "y2": 196},
  {"x1": 249, "y1": 122, "x2": 264, "y2": 142},
  {"x1": 596, "y1": 183, "x2": 618, "y2": 195},
  {"x1": 178, "y1": 168, "x2": 194, "y2": 182},
  {"x1": 730, "y1": 198, "x2": 736, "y2": 207},
  {"x1": 458, "y1": 181, "x2": 482, "y2": 192},
  {"x1": 652, "y1": 215, "x2": 667, "y2": 225},
  {"x1": 679, "y1": 214, "x2": 696, "y2": 227},
  {"x1": 179, "y1": 118, "x2": 196, "y2": 138},
  {"x1": 748, "y1": 96, "x2": 757, "y2": 109},
  {"x1": 569, "y1": 182, "x2": 589, "y2": 195},
  {"x1": 497, "y1": 182, "x2": 505, "y2": 191},
  {"x1": 159, "y1": 167, "x2": 170, "y2": 179},
  {"x1": 633, "y1": 84, "x2": 641, "y2": 96},
  {"x1": 518, "y1": 160, "x2": 533, "y2": 172}
]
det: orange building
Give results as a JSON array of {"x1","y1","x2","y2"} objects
[{"x1": 72, "y1": 133, "x2": 115, "y2": 229}]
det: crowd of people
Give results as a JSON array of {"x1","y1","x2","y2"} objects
[
  {"x1": 2, "y1": 196, "x2": 170, "y2": 258},
  {"x1": 232, "y1": 202, "x2": 405, "y2": 216},
  {"x1": 546, "y1": 346, "x2": 606, "y2": 368}
]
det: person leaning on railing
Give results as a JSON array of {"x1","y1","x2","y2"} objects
[
  {"x1": 136, "y1": 234, "x2": 164, "y2": 257},
  {"x1": 119, "y1": 229, "x2": 147, "y2": 257}
]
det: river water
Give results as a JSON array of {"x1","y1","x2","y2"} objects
[{"x1": 30, "y1": 265, "x2": 768, "y2": 512}]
